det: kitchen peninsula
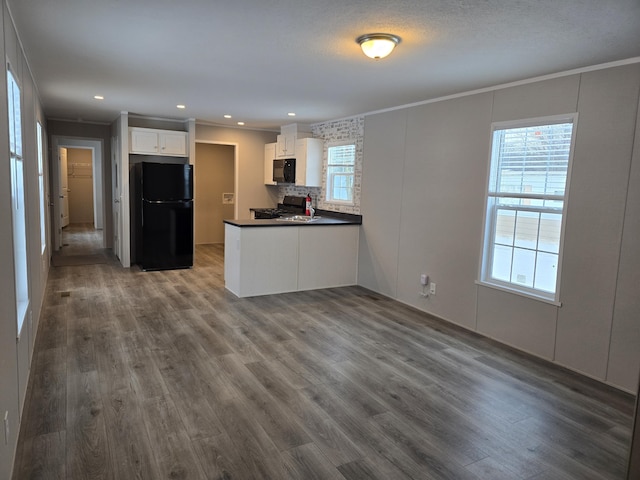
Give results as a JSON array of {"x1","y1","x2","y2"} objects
[{"x1": 224, "y1": 212, "x2": 362, "y2": 297}]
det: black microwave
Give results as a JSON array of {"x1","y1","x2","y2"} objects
[{"x1": 273, "y1": 158, "x2": 295, "y2": 183}]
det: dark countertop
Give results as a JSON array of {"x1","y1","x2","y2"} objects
[{"x1": 225, "y1": 210, "x2": 362, "y2": 228}]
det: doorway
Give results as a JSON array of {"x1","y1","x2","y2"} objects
[
  {"x1": 61, "y1": 147, "x2": 101, "y2": 254},
  {"x1": 51, "y1": 137, "x2": 107, "y2": 265},
  {"x1": 194, "y1": 143, "x2": 235, "y2": 245}
]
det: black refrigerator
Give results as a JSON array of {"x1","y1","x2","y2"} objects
[{"x1": 134, "y1": 161, "x2": 193, "y2": 271}]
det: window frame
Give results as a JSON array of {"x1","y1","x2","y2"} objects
[
  {"x1": 325, "y1": 141, "x2": 356, "y2": 206},
  {"x1": 7, "y1": 63, "x2": 30, "y2": 337},
  {"x1": 478, "y1": 113, "x2": 578, "y2": 305}
]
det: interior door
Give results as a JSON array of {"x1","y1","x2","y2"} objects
[{"x1": 59, "y1": 147, "x2": 70, "y2": 228}]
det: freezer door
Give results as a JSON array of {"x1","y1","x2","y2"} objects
[{"x1": 142, "y1": 162, "x2": 193, "y2": 201}]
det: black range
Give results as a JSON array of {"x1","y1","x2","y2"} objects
[{"x1": 251, "y1": 195, "x2": 307, "y2": 219}]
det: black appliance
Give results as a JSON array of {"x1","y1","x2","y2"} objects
[
  {"x1": 134, "y1": 162, "x2": 193, "y2": 271},
  {"x1": 252, "y1": 195, "x2": 306, "y2": 219},
  {"x1": 273, "y1": 158, "x2": 295, "y2": 183}
]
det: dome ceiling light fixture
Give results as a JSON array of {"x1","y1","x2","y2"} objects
[{"x1": 356, "y1": 33, "x2": 401, "y2": 59}]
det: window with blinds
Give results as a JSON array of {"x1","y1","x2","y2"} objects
[
  {"x1": 326, "y1": 143, "x2": 355, "y2": 204},
  {"x1": 479, "y1": 115, "x2": 577, "y2": 303}
]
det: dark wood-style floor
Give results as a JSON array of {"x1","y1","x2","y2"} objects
[
  {"x1": 12, "y1": 228, "x2": 634, "y2": 479},
  {"x1": 57, "y1": 224, "x2": 105, "y2": 256}
]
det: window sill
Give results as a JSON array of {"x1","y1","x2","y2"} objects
[
  {"x1": 325, "y1": 200, "x2": 355, "y2": 207},
  {"x1": 475, "y1": 280, "x2": 562, "y2": 307},
  {"x1": 16, "y1": 299, "x2": 30, "y2": 340}
]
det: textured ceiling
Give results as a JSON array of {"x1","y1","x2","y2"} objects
[{"x1": 7, "y1": 0, "x2": 640, "y2": 130}]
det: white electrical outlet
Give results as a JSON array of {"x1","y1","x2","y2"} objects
[
  {"x1": 429, "y1": 282, "x2": 437, "y2": 295},
  {"x1": 4, "y1": 411, "x2": 8, "y2": 445}
]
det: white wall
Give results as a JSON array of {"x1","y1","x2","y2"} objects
[
  {"x1": 358, "y1": 109, "x2": 407, "y2": 299},
  {"x1": 358, "y1": 62, "x2": 640, "y2": 392},
  {"x1": 0, "y1": 1, "x2": 49, "y2": 477},
  {"x1": 608, "y1": 92, "x2": 640, "y2": 390}
]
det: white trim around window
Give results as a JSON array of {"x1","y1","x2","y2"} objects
[
  {"x1": 325, "y1": 141, "x2": 356, "y2": 206},
  {"x1": 478, "y1": 113, "x2": 578, "y2": 305}
]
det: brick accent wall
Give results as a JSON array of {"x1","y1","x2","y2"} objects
[{"x1": 277, "y1": 116, "x2": 364, "y2": 214}]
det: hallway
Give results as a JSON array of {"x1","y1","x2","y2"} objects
[{"x1": 51, "y1": 224, "x2": 108, "y2": 267}]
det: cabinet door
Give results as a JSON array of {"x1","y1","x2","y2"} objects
[
  {"x1": 295, "y1": 138, "x2": 323, "y2": 187},
  {"x1": 276, "y1": 135, "x2": 287, "y2": 157},
  {"x1": 264, "y1": 143, "x2": 276, "y2": 184},
  {"x1": 159, "y1": 131, "x2": 187, "y2": 156},
  {"x1": 130, "y1": 129, "x2": 159, "y2": 154},
  {"x1": 276, "y1": 134, "x2": 295, "y2": 158},
  {"x1": 298, "y1": 226, "x2": 359, "y2": 290}
]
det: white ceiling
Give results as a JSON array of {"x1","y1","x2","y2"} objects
[{"x1": 8, "y1": 0, "x2": 640, "y2": 130}]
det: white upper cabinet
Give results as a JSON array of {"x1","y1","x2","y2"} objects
[
  {"x1": 129, "y1": 128, "x2": 158, "y2": 153},
  {"x1": 159, "y1": 131, "x2": 188, "y2": 155},
  {"x1": 129, "y1": 127, "x2": 188, "y2": 156},
  {"x1": 276, "y1": 124, "x2": 312, "y2": 158},
  {"x1": 295, "y1": 138, "x2": 323, "y2": 187},
  {"x1": 264, "y1": 143, "x2": 277, "y2": 185},
  {"x1": 276, "y1": 133, "x2": 296, "y2": 158}
]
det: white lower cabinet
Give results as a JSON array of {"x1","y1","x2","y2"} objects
[
  {"x1": 298, "y1": 226, "x2": 359, "y2": 290},
  {"x1": 225, "y1": 226, "x2": 298, "y2": 297},
  {"x1": 224, "y1": 224, "x2": 359, "y2": 297}
]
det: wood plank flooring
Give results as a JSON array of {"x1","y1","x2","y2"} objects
[
  {"x1": 51, "y1": 224, "x2": 109, "y2": 267},
  {"x1": 57, "y1": 223, "x2": 105, "y2": 256},
  {"x1": 12, "y1": 242, "x2": 634, "y2": 479}
]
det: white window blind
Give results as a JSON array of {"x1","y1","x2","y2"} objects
[{"x1": 480, "y1": 117, "x2": 576, "y2": 302}]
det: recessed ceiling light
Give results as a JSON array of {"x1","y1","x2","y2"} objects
[
  {"x1": 177, "y1": 104, "x2": 186, "y2": 109},
  {"x1": 288, "y1": 112, "x2": 296, "y2": 117},
  {"x1": 224, "y1": 114, "x2": 232, "y2": 119},
  {"x1": 94, "y1": 95, "x2": 104, "y2": 100},
  {"x1": 237, "y1": 121, "x2": 245, "y2": 126}
]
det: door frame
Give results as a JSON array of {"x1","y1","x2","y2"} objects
[
  {"x1": 194, "y1": 140, "x2": 239, "y2": 220},
  {"x1": 194, "y1": 141, "x2": 238, "y2": 245},
  {"x1": 59, "y1": 147, "x2": 69, "y2": 228},
  {"x1": 50, "y1": 136, "x2": 105, "y2": 251}
]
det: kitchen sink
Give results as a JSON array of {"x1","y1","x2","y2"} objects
[{"x1": 276, "y1": 215, "x2": 319, "y2": 223}]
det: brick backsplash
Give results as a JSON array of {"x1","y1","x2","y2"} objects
[{"x1": 277, "y1": 116, "x2": 364, "y2": 214}]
